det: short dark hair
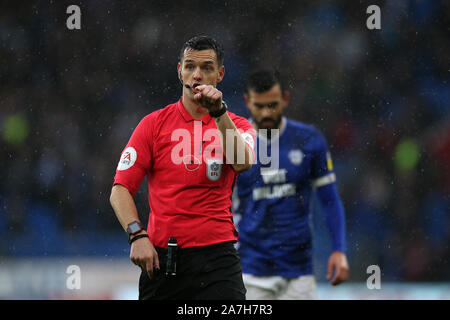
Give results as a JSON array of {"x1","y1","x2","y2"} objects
[
  {"x1": 179, "y1": 36, "x2": 224, "y2": 66},
  {"x1": 246, "y1": 69, "x2": 285, "y2": 94}
]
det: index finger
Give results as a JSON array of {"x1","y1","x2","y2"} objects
[
  {"x1": 195, "y1": 84, "x2": 210, "y2": 92},
  {"x1": 153, "y1": 250, "x2": 160, "y2": 270},
  {"x1": 146, "y1": 257, "x2": 155, "y2": 279}
]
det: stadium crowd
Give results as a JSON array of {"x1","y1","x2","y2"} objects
[{"x1": 0, "y1": 1, "x2": 449, "y2": 282}]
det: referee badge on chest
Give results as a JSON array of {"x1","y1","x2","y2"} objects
[{"x1": 206, "y1": 158, "x2": 223, "y2": 181}]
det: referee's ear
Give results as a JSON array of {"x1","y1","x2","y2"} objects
[
  {"x1": 216, "y1": 65, "x2": 225, "y2": 84},
  {"x1": 177, "y1": 62, "x2": 182, "y2": 81}
]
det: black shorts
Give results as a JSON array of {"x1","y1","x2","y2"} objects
[{"x1": 138, "y1": 241, "x2": 247, "y2": 300}]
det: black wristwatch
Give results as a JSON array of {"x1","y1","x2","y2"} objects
[
  {"x1": 209, "y1": 101, "x2": 228, "y2": 118},
  {"x1": 126, "y1": 221, "x2": 144, "y2": 237}
]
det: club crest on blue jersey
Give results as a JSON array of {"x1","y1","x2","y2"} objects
[
  {"x1": 288, "y1": 149, "x2": 304, "y2": 166},
  {"x1": 206, "y1": 158, "x2": 222, "y2": 181}
]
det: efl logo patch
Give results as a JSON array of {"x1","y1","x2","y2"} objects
[
  {"x1": 206, "y1": 158, "x2": 222, "y2": 181},
  {"x1": 117, "y1": 147, "x2": 137, "y2": 171}
]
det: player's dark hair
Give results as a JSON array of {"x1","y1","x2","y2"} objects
[
  {"x1": 179, "y1": 36, "x2": 224, "y2": 66},
  {"x1": 246, "y1": 69, "x2": 285, "y2": 94}
]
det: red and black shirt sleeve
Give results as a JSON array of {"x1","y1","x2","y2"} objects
[{"x1": 113, "y1": 114, "x2": 154, "y2": 196}]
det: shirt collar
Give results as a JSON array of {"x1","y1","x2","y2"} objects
[{"x1": 177, "y1": 97, "x2": 213, "y2": 125}]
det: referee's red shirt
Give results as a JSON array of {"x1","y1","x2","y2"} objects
[{"x1": 113, "y1": 97, "x2": 256, "y2": 248}]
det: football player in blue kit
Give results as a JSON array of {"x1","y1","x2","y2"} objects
[{"x1": 234, "y1": 69, "x2": 349, "y2": 299}]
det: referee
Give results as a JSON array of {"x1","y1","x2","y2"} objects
[{"x1": 110, "y1": 36, "x2": 255, "y2": 300}]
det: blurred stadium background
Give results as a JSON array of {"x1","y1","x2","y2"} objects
[{"x1": 0, "y1": 0, "x2": 449, "y2": 299}]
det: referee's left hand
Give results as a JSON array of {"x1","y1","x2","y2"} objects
[
  {"x1": 193, "y1": 84, "x2": 222, "y2": 112},
  {"x1": 326, "y1": 251, "x2": 349, "y2": 286}
]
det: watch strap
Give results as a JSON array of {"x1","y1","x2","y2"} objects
[
  {"x1": 129, "y1": 233, "x2": 149, "y2": 245},
  {"x1": 209, "y1": 101, "x2": 228, "y2": 118}
]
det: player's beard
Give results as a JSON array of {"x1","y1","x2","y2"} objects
[{"x1": 255, "y1": 115, "x2": 282, "y2": 140}]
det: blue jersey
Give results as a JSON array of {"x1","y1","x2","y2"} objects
[{"x1": 234, "y1": 117, "x2": 340, "y2": 278}]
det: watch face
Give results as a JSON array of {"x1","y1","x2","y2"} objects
[{"x1": 128, "y1": 222, "x2": 141, "y2": 234}]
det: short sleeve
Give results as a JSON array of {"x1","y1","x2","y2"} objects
[
  {"x1": 113, "y1": 115, "x2": 153, "y2": 196},
  {"x1": 231, "y1": 115, "x2": 256, "y2": 160},
  {"x1": 310, "y1": 130, "x2": 336, "y2": 188}
]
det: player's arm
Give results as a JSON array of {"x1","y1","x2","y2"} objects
[
  {"x1": 214, "y1": 112, "x2": 254, "y2": 172},
  {"x1": 311, "y1": 132, "x2": 349, "y2": 286},
  {"x1": 110, "y1": 115, "x2": 160, "y2": 278},
  {"x1": 314, "y1": 182, "x2": 349, "y2": 286},
  {"x1": 110, "y1": 185, "x2": 160, "y2": 279},
  {"x1": 110, "y1": 184, "x2": 142, "y2": 232},
  {"x1": 194, "y1": 84, "x2": 254, "y2": 172}
]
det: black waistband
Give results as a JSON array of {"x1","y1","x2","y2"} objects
[{"x1": 155, "y1": 241, "x2": 236, "y2": 255}]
